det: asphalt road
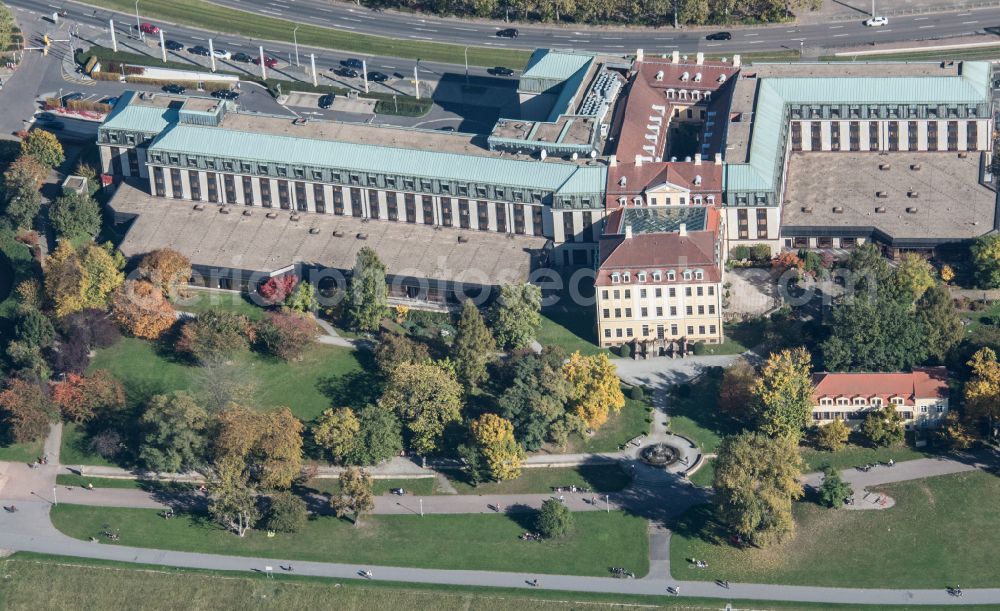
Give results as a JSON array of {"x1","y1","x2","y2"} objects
[{"x1": 205, "y1": 0, "x2": 1000, "y2": 54}]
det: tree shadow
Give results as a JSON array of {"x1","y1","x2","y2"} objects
[
  {"x1": 317, "y1": 369, "x2": 382, "y2": 409},
  {"x1": 667, "y1": 503, "x2": 726, "y2": 546}
]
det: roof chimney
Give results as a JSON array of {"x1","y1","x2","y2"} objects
[
  {"x1": 636, "y1": 48, "x2": 644, "y2": 63},
  {"x1": 609, "y1": 154, "x2": 617, "y2": 167},
  {"x1": 678, "y1": 223, "x2": 687, "y2": 237},
  {"x1": 714, "y1": 152, "x2": 723, "y2": 165},
  {"x1": 694, "y1": 153, "x2": 702, "y2": 166},
  {"x1": 634, "y1": 154, "x2": 643, "y2": 167},
  {"x1": 672, "y1": 50, "x2": 679, "y2": 64},
  {"x1": 732, "y1": 54, "x2": 741, "y2": 68},
  {"x1": 624, "y1": 224, "x2": 632, "y2": 239},
  {"x1": 696, "y1": 52, "x2": 704, "y2": 65}
]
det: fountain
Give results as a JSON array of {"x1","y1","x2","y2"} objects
[{"x1": 639, "y1": 442, "x2": 680, "y2": 468}]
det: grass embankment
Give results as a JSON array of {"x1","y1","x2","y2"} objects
[
  {"x1": 85, "y1": 0, "x2": 530, "y2": 69},
  {"x1": 55, "y1": 474, "x2": 198, "y2": 492},
  {"x1": 536, "y1": 309, "x2": 606, "y2": 357},
  {"x1": 2, "y1": 554, "x2": 928, "y2": 611},
  {"x1": 51, "y1": 504, "x2": 648, "y2": 577},
  {"x1": 304, "y1": 477, "x2": 438, "y2": 497},
  {"x1": 671, "y1": 471, "x2": 1000, "y2": 588},
  {"x1": 821, "y1": 46, "x2": 1000, "y2": 62}
]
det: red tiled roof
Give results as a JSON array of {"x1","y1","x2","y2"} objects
[
  {"x1": 811, "y1": 367, "x2": 949, "y2": 406},
  {"x1": 605, "y1": 161, "x2": 722, "y2": 209}
]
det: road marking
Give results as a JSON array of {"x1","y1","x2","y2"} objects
[
  {"x1": 744, "y1": 33, "x2": 758, "y2": 37},
  {"x1": 601, "y1": 36, "x2": 622, "y2": 40},
  {"x1": 705, "y1": 43, "x2": 721, "y2": 47},
  {"x1": 408, "y1": 35, "x2": 433, "y2": 40},
  {"x1": 191, "y1": 36, "x2": 205, "y2": 40},
  {"x1": 918, "y1": 25, "x2": 935, "y2": 29},
  {"x1": 829, "y1": 25, "x2": 844, "y2": 29},
  {"x1": 790, "y1": 37, "x2": 806, "y2": 41},
  {"x1": 258, "y1": 8, "x2": 282, "y2": 15},
  {"x1": 452, "y1": 27, "x2": 478, "y2": 32},
  {"x1": 318, "y1": 7, "x2": 334, "y2": 12},
  {"x1": 874, "y1": 29, "x2": 892, "y2": 33},
  {"x1": 341, "y1": 17, "x2": 361, "y2": 22},
  {"x1": 553, "y1": 35, "x2": 571, "y2": 38},
  {"x1": 786, "y1": 29, "x2": 798, "y2": 32},
  {"x1": 832, "y1": 33, "x2": 849, "y2": 37},
  {"x1": 606, "y1": 45, "x2": 625, "y2": 48},
  {"x1": 658, "y1": 37, "x2": 674, "y2": 41},
  {"x1": 569, "y1": 39, "x2": 590, "y2": 43},
  {"x1": 746, "y1": 40, "x2": 763, "y2": 44},
  {"x1": 914, "y1": 17, "x2": 929, "y2": 20},
  {"x1": 338, "y1": 25, "x2": 355, "y2": 30},
  {"x1": 957, "y1": 12, "x2": 971, "y2": 16},
  {"x1": 380, "y1": 65, "x2": 395, "y2": 69},
  {"x1": 414, "y1": 27, "x2": 438, "y2": 32},
  {"x1": 962, "y1": 20, "x2": 980, "y2": 24}
]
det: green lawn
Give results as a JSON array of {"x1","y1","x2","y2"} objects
[
  {"x1": 89, "y1": 337, "x2": 363, "y2": 422},
  {"x1": 59, "y1": 423, "x2": 116, "y2": 468},
  {"x1": 686, "y1": 457, "x2": 714, "y2": 488},
  {"x1": 671, "y1": 471, "x2": 1000, "y2": 588},
  {"x1": 56, "y1": 474, "x2": 142, "y2": 489},
  {"x1": 0, "y1": 555, "x2": 909, "y2": 611},
  {"x1": 304, "y1": 477, "x2": 439, "y2": 497},
  {"x1": 558, "y1": 391, "x2": 652, "y2": 454},
  {"x1": 87, "y1": 0, "x2": 530, "y2": 68},
  {"x1": 537, "y1": 310, "x2": 607, "y2": 357},
  {"x1": 447, "y1": 464, "x2": 631, "y2": 495},
  {"x1": 666, "y1": 369, "x2": 742, "y2": 454},
  {"x1": 799, "y1": 441, "x2": 936, "y2": 473},
  {"x1": 173, "y1": 289, "x2": 265, "y2": 320},
  {"x1": 0, "y1": 437, "x2": 44, "y2": 464},
  {"x1": 821, "y1": 46, "x2": 1000, "y2": 62},
  {"x1": 52, "y1": 504, "x2": 648, "y2": 577},
  {"x1": 693, "y1": 320, "x2": 765, "y2": 356}
]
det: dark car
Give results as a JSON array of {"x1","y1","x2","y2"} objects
[
  {"x1": 390, "y1": 488, "x2": 405, "y2": 496},
  {"x1": 252, "y1": 55, "x2": 278, "y2": 68},
  {"x1": 318, "y1": 93, "x2": 335, "y2": 109},
  {"x1": 488, "y1": 66, "x2": 515, "y2": 76},
  {"x1": 496, "y1": 28, "x2": 518, "y2": 38},
  {"x1": 163, "y1": 39, "x2": 183, "y2": 51},
  {"x1": 705, "y1": 31, "x2": 732, "y2": 41},
  {"x1": 341, "y1": 58, "x2": 364, "y2": 70},
  {"x1": 188, "y1": 45, "x2": 210, "y2": 56},
  {"x1": 102, "y1": 96, "x2": 119, "y2": 106},
  {"x1": 231, "y1": 52, "x2": 253, "y2": 63},
  {"x1": 212, "y1": 89, "x2": 239, "y2": 100},
  {"x1": 61, "y1": 92, "x2": 84, "y2": 104},
  {"x1": 334, "y1": 67, "x2": 359, "y2": 78},
  {"x1": 367, "y1": 71, "x2": 388, "y2": 83},
  {"x1": 162, "y1": 84, "x2": 187, "y2": 94}
]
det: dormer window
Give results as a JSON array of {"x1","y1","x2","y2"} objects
[
  {"x1": 611, "y1": 273, "x2": 621, "y2": 284},
  {"x1": 622, "y1": 272, "x2": 631, "y2": 283},
  {"x1": 820, "y1": 398, "x2": 833, "y2": 406},
  {"x1": 694, "y1": 175, "x2": 702, "y2": 186},
  {"x1": 652, "y1": 271, "x2": 662, "y2": 282},
  {"x1": 666, "y1": 270, "x2": 676, "y2": 281},
  {"x1": 837, "y1": 398, "x2": 848, "y2": 406},
  {"x1": 637, "y1": 272, "x2": 647, "y2": 283},
  {"x1": 694, "y1": 270, "x2": 704, "y2": 280},
  {"x1": 853, "y1": 398, "x2": 866, "y2": 406},
  {"x1": 683, "y1": 270, "x2": 692, "y2": 280},
  {"x1": 655, "y1": 70, "x2": 664, "y2": 81},
  {"x1": 694, "y1": 72, "x2": 702, "y2": 82},
  {"x1": 890, "y1": 397, "x2": 904, "y2": 406},
  {"x1": 633, "y1": 196, "x2": 643, "y2": 206},
  {"x1": 871, "y1": 397, "x2": 883, "y2": 407},
  {"x1": 681, "y1": 71, "x2": 689, "y2": 81}
]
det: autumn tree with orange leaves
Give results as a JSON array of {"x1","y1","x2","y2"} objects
[
  {"x1": 51, "y1": 370, "x2": 125, "y2": 424},
  {"x1": 561, "y1": 352, "x2": 624, "y2": 431},
  {"x1": 111, "y1": 280, "x2": 175, "y2": 339}
]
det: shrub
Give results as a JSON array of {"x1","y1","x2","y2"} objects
[
  {"x1": 750, "y1": 244, "x2": 772, "y2": 262},
  {"x1": 262, "y1": 492, "x2": 308, "y2": 533},
  {"x1": 618, "y1": 343, "x2": 631, "y2": 358},
  {"x1": 628, "y1": 385, "x2": 644, "y2": 401},
  {"x1": 256, "y1": 311, "x2": 318, "y2": 361},
  {"x1": 259, "y1": 274, "x2": 298, "y2": 306},
  {"x1": 88, "y1": 429, "x2": 123, "y2": 459},
  {"x1": 730, "y1": 245, "x2": 750, "y2": 260},
  {"x1": 536, "y1": 498, "x2": 573, "y2": 538}
]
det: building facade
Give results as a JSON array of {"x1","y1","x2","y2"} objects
[{"x1": 811, "y1": 367, "x2": 949, "y2": 429}]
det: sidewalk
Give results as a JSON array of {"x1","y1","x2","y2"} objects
[{"x1": 797, "y1": 0, "x2": 1000, "y2": 24}]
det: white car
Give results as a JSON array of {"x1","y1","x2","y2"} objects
[
  {"x1": 864, "y1": 16, "x2": 888, "y2": 27},
  {"x1": 211, "y1": 49, "x2": 232, "y2": 60}
]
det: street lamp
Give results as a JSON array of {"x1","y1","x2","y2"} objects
[
  {"x1": 134, "y1": 0, "x2": 141, "y2": 40},
  {"x1": 292, "y1": 25, "x2": 300, "y2": 67},
  {"x1": 463, "y1": 46, "x2": 469, "y2": 84}
]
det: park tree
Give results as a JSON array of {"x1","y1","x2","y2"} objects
[
  {"x1": 536, "y1": 498, "x2": 573, "y2": 539},
  {"x1": 45, "y1": 242, "x2": 125, "y2": 317},
  {"x1": 51, "y1": 370, "x2": 125, "y2": 424},
  {"x1": 59, "y1": 308, "x2": 121, "y2": 349},
  {"x1": 209, "y1": 458, "x2": 261, "y2": 537},
  {"x1": 972, "y1": 234, "x2": 1000, "y2": 289},
  {"x1": 137, "y1": 249, "x2": 192, "y2": 298},
  {"x1": 258, "y1": 274, "x2": 298, "y2": 306},
  {"x1": 330, "y1": 466, "x2": 375, "y2": 526},
  {"x1": 939, "y1": 410, "x2": 975, "y2": 450},
  {"x1": 312, "y1": 407, "x2": 360, "y2": 464},
  {"x1": 255, "y1": 311, "x2": 318, "y2": 361},
  {"x1": 20, "y1": 129, "x2": 64, "y2": 168},
  {"x1": 964, "y1": 347, "x2": 1000, "y2": 427},
  {"x1": 815, "y1": 418, "x2": 849, "y2": 452},
  {"x1": 13, "y1": 306, "x2": 55, "y2": 350},
  {"x1": 373, "y1": 332, "x2": 430, "y2": 377},
  {"x1": 345, "y1": 247, "x2": 389, "y2": 332},
  {"x1": 49, "y1": 190, "x2": 101, "y2": 241},
  {"x1": 752, "y1": 347, "x2": 813, "y2": 441},
  {"x1": 2, "y1": 155, "x2": 47, "y2": 229},
  {"x1": 818, "y1": 466, "x2": 853, "y2": 509},
  {"x1": 860, "y1": 404, "x2": 905, "y2": 447},
  {"x1": 713, "y1": 432, "x2": 804, "y2": 546},
  {"x1": 138, "y1": 392, "x2": 210, "y2": 473},
  {"x1": 111, "y1": 280, "x2": 176, "y2": 339},
  {"x1": 262, "y1": 491, "x2": 308, "y2": 533},
  {"x1": 497, "y1": 350, "x2": 572, "y2": 451},
  {"x1": 771, "y1": 250, "x2": 804, "y2": 277},
  {"x1": 718, "y1": 359, "x2": 756, "y2": 424},
  {"x1": 846, "y1": 243, "x2": 892, "y2": 292},
  {"x1": 177, "y1": 310, "x2": 254, "y2": 365},
  {"x1": 562, "y1": 352, "x2": 625, "y2": 431},
  {"x1": 344, "y1": 404, "x2": 403, "y2": 466},
  {"x1": 0, "y1": 377, "x2": 55, "y2": 443},
  {"x1": 822, "y1": 294, "x2": 926, "y2": 372},
  {"x1": 453, "y1": 300, "x2": 496, "y2": 391},
  {"x1": 915, "y1": 284, "x2": 963, "y2": 363},
  {"x1": 470, "y1": 413, "x2": 524, "y2": 481},
  {"x1": 380, "y1": 361, "x2": 463, "y2": 456},
  {"x1": 489, "y1": 283, "x2": 541, "y2": 351},
  {"x1": 678, "y1": 0, "x2": 710, "y2": 23},
  {"x1": 213, "y1": 405, "x2": 304, "y2": 489},
  {"x1": 284, "y1": 280, "x2": 318, "y2": 313},
  {"x1": 893, "y1": 253, "x2": 935, "y2": 302}
]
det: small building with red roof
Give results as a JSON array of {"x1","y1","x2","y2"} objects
[{"x1": 811, "y1": 367, "x2": 950, "y2": 429}]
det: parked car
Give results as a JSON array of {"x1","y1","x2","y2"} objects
[
  {"x1": 252, "y1": 55, "x2": 278, "y2": 68},
  {"x1": 318, "y1": 93, "x2": 335, "y2": 109},
  {"x1": 61, "y1": 92, "x2": 83, "y2": 104},
  {"x1": 705, "y1": 31, "x2": 732, "y2": 40},
  {"x1": 341, "y1": 58, "x2": 364, "y2": 70},
  {"x1": 367, "y1": 71, "x2": 388, "y2": 83},
  {"x1": 163, "y1": 39, "x2": 183, "y2": 51},
  {"x1": 496, "y1": 28, "x2": 518, "y2": 38},
  {"x1": 102, "y1": 96, "x2": 119, "y2": 106},
  {"x1": 212, "y1": 90, "x2": 239, "y2": 100},
  {"x1": 139, "y1": 22, "x2": 159, "y2": 35},
  {"x1": 390, "y1": 488, "x2": 406, "y2": 496},
  {"x1": 211, "y1": 49, "x2": 231, "y2": 60},
  {"x1": 864, "y1": 15, "x2": 888, "y2": 27},
  {"x1": 162, "y1": 84, "x2": 187, "y2": 94},
  {"x1": 334, "y1": 67, "x2": 359, "y2": 78},
  {"x1": 188, "y1": 45, "x2": 210, "y2": 56},
  {"x1": 488, "y1": 66, "x2": 515, "y2": 76},
  {"x1": 231, "y1": 52, "x2": 253, "y2": 63}
]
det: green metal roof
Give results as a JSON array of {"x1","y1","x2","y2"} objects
[
  {"x1": 521, "y1": 49, "x2": 594, "y2": 83},
  {"x1": 148, "y1": 124, "x2": 606, "y2": 195},
  {"x1": 623, "y1": 206, "x2": 707, "y2": 234},
  {"x1": 100, "y1": 91, "x2": 180, "y2": 135},
  {"x1": 725, "y1": 61, "x2": 993, "y2": 194}
]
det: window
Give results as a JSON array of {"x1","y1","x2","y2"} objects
[
  {"x1": 871, "y1": 397, "x2": 882, "y2": 407},
  {"x1": 422, "y1": 196, "x2": 434, "y2": 225},
  {"x1": 171, "y1": 169, "x2": 183, "y2": 199},
  {"x1": 459, "y1": 199, "x2": 470, "y2": 229},
  {"x1": 612, "y1": 274, "x2": 620, "y2": 284},
  {"x1": 277, "y1": 180, "x2": 290, "y2": 210},
  {"x1": 640, "y1": 307, "x2": 648, "y2": 317},
  {"x1": 110, "y1": 147, "x2": 123, "y2": 175},
  {"x1": 441, "y1": 197, "x2": 453, "y2": 227},
  {"x1": 927, "y1": 120, "x2": 938, "y2": 149},
  {"x1": 698, "y1": 325, "x2": 705, "y2": 335},
  {"x1": 532, "y1": 206, "x2": 544, "y2": 236},
  {"x1": 709, "y1": 325, "x2": 716, "y2": 334},
  {"x1": 623, "y1": 289, "x2": 631, "y2": 299},
  {"x1": 260, "y1": 179, "x2": 271, "y2": 207},
  {"x1": 387, "y1": 192, "x2": 399, "y2": 221},
  {"x1": 756, "y1": 208, "x2": 768, "y2": 239},
  {"x1": 405, "y1": 194, "x2": 417, "y2": 223},
  {"x1": 708, "y1": 286, "x2": 715, "y2": 296},
  {"x1": 638, "y1": 272, "x2": 647, "y2": 283},
  {"x1": 854, "y1": 398, "x2": 866, "y2": 406},
  {"x1": 602, "y1": 309, "x2": 610, "y2": 318},
  {"x1": 127, "y1": 149, "x2": 140, "y2": 175},
  {"x1": 686, "y1": 306, "x2": 693, "y2": 315},
  {"x1": 223, "y1": 174, "x2": 236, "y2": 203},
  {"x1": 626, "y1": 328, "x2": 633, "y2": 338},
  {"x1": 666, "y1": 271, "x2": 676, "y2": 281},
  {"x1": 669, "y1": 287, "x2": 676, "y2": 297},
  {"x1": 189, "y1": 171, "x2": 201, "y2": 201},
  {"x1": 332, "y1": 187, "x2": 345, "y2": 215},
  {"x1": 670, "y1": 306, "x2": 677, "y2": 316},
  {"x1": 936, "y1": 405, "x2": 945, "y2": 413},
  {"x1": 601, "y1": 290, "x2": 609, "y2": 299},
  {"x1": 243, "y1": 176, "x2": 254, "y2": 206},
  {"x1": 314, "y1": 184, "x2": 326, "y2": 213},
  {"x1": 351, "y1": 188, "x2": 364, "y2": 217},
  {"x1": 920, "y1": 406, "x2": 928, "y2": 413},
  {"x1": 295, "y1": 181, "x2": 307, "y2": 211},
  {"x1": 624, "y1": 308, "x2": 632, "y2": 318},
  {"x1": 563, "y1": 213, "x2": 574, "y2": 240},
  {"x1": 206, "y1": 172, "x2": 218, "y2": 203},
  {"x1": 685, "y1": 287, "x2": 692, "y2": 296},
  {"x1": 655, "y1": 288, "x2": 662, "y2": 298},
  {"x1": 368, "y1": 190, "x2": 380, "y2": 219},
  {"x1": 153, "y1": 167, "x2": 165, "y2": 197},
  {"x1": 837, "y1": 398, "x2": 849, "y2": 406},
  {"x1": 477, "y1": 201, "x2": 489, "y2": 230},
  {"x1": 614, "y1": 308, "x2": 621, "y2": 318},
  {"x1": 513, "y1": 204, "x2": 525, "y2": 234},
  {"x1": 652, "y1": 271, "x2": 662, "y2": 282},
  {"x1": 604, "y1": 329, "x2": 611, "y2": 338},
  {"x1": 820, "y1": 398, "x2": 832, "y2": 406},
  {"x1": 697, "y1": 305, "x2": 704, "y2": 315},
  {"x1": 696, "y1": 286, "x2": 703, "y2": 296},
  {"x1": 967, "y1": 121, "x2": 979, "y2": 150},
  {"x1": 708, "y1": 305, "x2": 715, "y2": 314},
  {"x1": 656, "y1": 307, "x2": 663, "y2": 316},
  {"x1": 891, "y1": 397, "x2": 904, "y2": 406},
  {"x1": 640, "y1": 289, "x2": 647, "y2": 298},
  {"x1": 613, "y1": 290, "x2": 620, "y2": 299}
]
